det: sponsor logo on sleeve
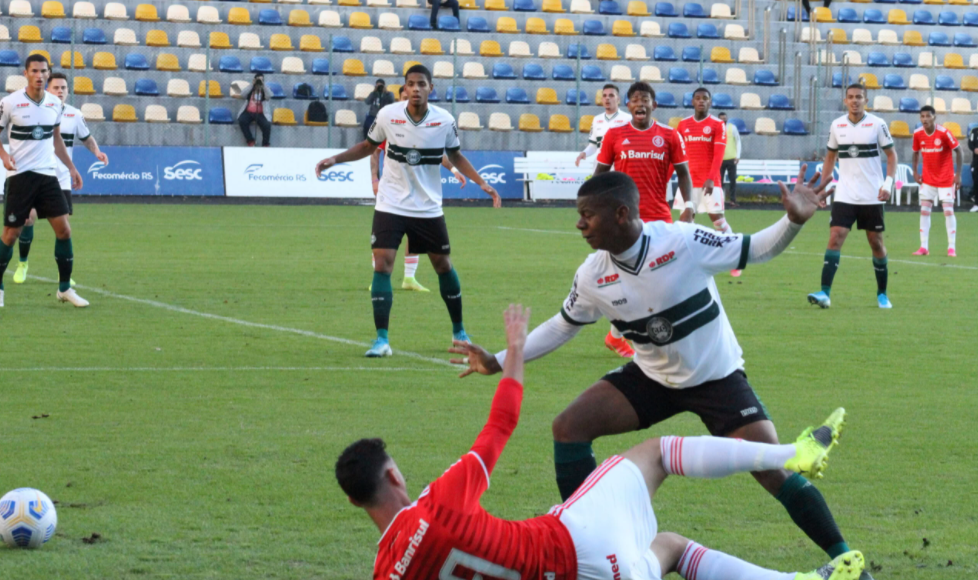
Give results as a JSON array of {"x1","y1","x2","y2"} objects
[
  {"x1": 692, "y1": 229, "x2": 735, "y2": 248},
  {"x1": 596, "y1": 273, "x2": 620, "y2": 288}
]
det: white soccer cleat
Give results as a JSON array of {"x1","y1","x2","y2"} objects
[
  {"x1": 57, "y1": 288, "x2": 89, "y2": 308},
  {"x1": 0, "y1": 289, "x2": 4, "y2": 308}
]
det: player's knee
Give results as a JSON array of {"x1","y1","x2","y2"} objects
[
  {"x1": 1, "y1": 227, "x2": 20, "y2": 246},
  {"x1": 551, "y1": 410, "x2": 587, "y2": 443},
  {"x1": 752, "y1": 467, "x2": 791, "y2": 495},
  {"x1": 649, "y1": 531, "x2": 691, "y2": 574},
  {"x1": 429, "y1": 254, "x2": 452, "y2": 274},
  {"x1": 54, "y1": 224, "x2": 71, "y2": 240}
]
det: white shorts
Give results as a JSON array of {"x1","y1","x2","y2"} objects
[
  {"x1": 672, "y1": 187, "x2": 725, "y2": 214},
  {"x1": 549, "y1": 456, "x2": 663, "y2": 580},
  {"x1": 919, "y1": 184, "x2": 955, "y2": 205}
]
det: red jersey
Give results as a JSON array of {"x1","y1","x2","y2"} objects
[
  {"x1": 677, "y1": 115, "x2": 727, "y2": 188},
  {"x1": 597, "y1": 121, "x2": 688, "y2": 223},
  {"x1": 373, "y1": 379, "x2": 577, "y2": 580},
  {"x1": 912, "y1": 125, "x2": 958, "y2": 187}
]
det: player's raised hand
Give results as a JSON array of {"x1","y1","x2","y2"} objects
[
  {"x1": 779, "y1": 163, "x2": 829, "y2": 225},
  {"x1": 503, "y1": 304, "x2": 530, "y2": 352},
  {"x1": 315, "y1": 157, "x2": 336, "y2": 177},
  {"x1": 449, "y1": 340, "x2": 502, "y2": 378},
  {"x1": 482, "y1": 183, "x2": 502, "y2": 208}
]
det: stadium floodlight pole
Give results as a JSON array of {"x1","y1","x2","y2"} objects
[{"x1": 327, "y1": 34, "x2": 333, "y2": 149}]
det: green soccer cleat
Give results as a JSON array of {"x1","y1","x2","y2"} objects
[
  {"x1": 402, "y1": 276, "x2": 430, "y2": 292},
  {"x1": 13, "y1": 261, "x2": 28, "y2": 284},
  {"x1": 795, "y1": 551, "x2": 865, "y2": 580},
  {"x1": 784, "y1": 408, "x2": 846, "y2": 479}
]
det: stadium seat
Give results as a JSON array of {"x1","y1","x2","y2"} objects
[
  {"x1": 519, "y1": 113, "x2": 543, "y2": 131},
  {"x1": 656, "y1": 91, "x2": 677, "y2": 107},
  {"x1": 515, "y1": 0, "x2": 537, "y2": 10},
  {"x1": 654, "y1": 46, "x2": 678, "y2": 61},
  {"x1": 135, "y1": 4, "x2": 160, "y2": 21},
  {"x1": 831, "y1": 72, "x2": 853, "y2": 88},
  {"x1": 278, "y1": 56, "x2": 303, "y2": 74},
  {"x1": 429, "y1": 60, "x2": 452, "y2": 78},
  {"x1": 913, "y1": 9, "x2": 934, "y2": 24},
  {"x1": 867, "y1": 52, "x2": 889, "y2": 67},
  {"x1": 198, "y1": 80, "x2": 222, "y2": 98},
  {"x1": 82, "y1": 27, "x2": 106, "y2": 44},
  {"x1": 595, "y1": 44, "x2": 618, "y2": 60},
  {"x1": 893, "y1": 52, "x2": 914, "y2": 67},
  {"x1": 489, "y1": 112, "x2": 514, "y2": 131},
  {"x1": 627, "y1": 0, "x2": 649, "y2": 15},
  {"x1": 728, "y1": 117, "x2": 748, "y2": 135},
  {"x1": 837, "y1": 7, "x2": 858, "y2": 22},
  {"x1": 551, "y1": 63, "x2": 574, "y2": 80},
  {"x1": 625, "y1": 44, "x2": 648, "y2": 60},
  {"x1": 267, "y1": 34, "x2": 292, "y2": 50},
  {"x1": 318, "y1": 11, "x2": 342, "y2": 27},
  {"x1": 669, "y1": 67, "x2": 691, "y2": 83},
  {"x1": 785, "y1": 6, "x2": 808, "y2": 21},
  {"x1": 388, "y1": 38, "x2": 412, "y2": 54},
  {"x1": 43, "y1": 1, "x2": 66, "y2": 18},
  {"x1": 50, "y1": 26, "x2": 71, "y2": 43},
  {"x1": 710, "y1": 46, "x2": 734, "y2": 63},
  {"x1": 924, "y1": 97, "x2": 947, "y2": 113},
  {"x1": 292, "y1": 82, "x2": 314, "y2": 99},
  {"x1": 550, "y1": 18, "x2": 577, "y2": 34},
  {"x1": 111, "y1": 28, "x2": 136, "y2": 45},
  {"x1": 697, "y1": 23, "x2": 719, "y2": 38},
  {"x1": 210, "y1": 32, "x2": 232, "y2": 49},
  {"x1": 888, "y1": 9, "x2": 908, "y2": 24},
  {"x1": 219, "y1": 55, "x2": 243, "y2": 72},
  {"x1": 481, "y1": 40, "x2": 503, "y2": 56},
  {"x1": 73, "y1": 2, "x2": 96, "y2": 18},
  {"x1": 917, "y1": 51, "x2": 934, "y2": 67},
  {"x1": 682, "y1": 46, "x2": 701, "y2": 62},
  {"x1": 579, "y1": 115, "x2": 594, "y2": 133},
  {"x1": 612, "y1": 20, "x2": 635, "y2": 35},
  {"x1": 167, "y1": 5, "x2": 191, "y2": 23},
  {"x1": 505, "y1": 86, "x2": 530, "y2": 103},
  {"x1": 872, "y1": 95, "x2": 895, "y2": 112},
  {"x1": 4, "y1": 76, "x2": 27, "y2": 92},
  {"x1": 287, "y1": 9, "x2": 312, "y2": 26},
  {"x1": 437, "y1": 15, "x2": 461, "y2": 30},
  {"x1": 667, "y1": 116, "x2": 681, "y2": 128},
  {"x1": 123, "y1": 53, "x2": 149, "y2": 71},
  {"x1": 72, "y1": 76, "x2": 95, "y2": 95},
  {"x1": 739, "y1": 47, "x2": 763, "y2": 64},
  {"x1": 944, "y1": 121, "x2": 964, "y2": 138},
  {"x1": 471, "y1": 86, "x2": 495, "y2": 102},
  {"x1": 458, "y1": 112, "x2": 483, "y2": 130},
  {"x1": 93, "y1": 52, "x2": 117, "y2": 70},
  {"x1": 112, "y1": 104, "x2": 137, "y2": 123},
  {"x1": 566, "y1": 87, "x2": 590, "y2": 104},
  {"x1": 328, "y1": 36, "x2": 352, "y2": 52},
  {"x1": 576, "y1": 64, "x2": 601, "y2": 80},
  {"x1": 259, "y1": 9, "x2": 283, "y2": 24},
  {"x1": 79, "y1": 103, "x2": 104, "y2": 122},
  {"x1": 271, "y1": 108, "x2": 296, "y2": 125},
  {"x1": 842, "y1": 51, "x2": 861, "y2": 65},
  {"x1": 509, "y1": 41, "x2": 533, "y2": 57},
  {"x1": 229, "y1": 7, "x2": 252, "y2": 24},
  {"x1": 103, "y1": 2, "x2": 127, "y2": 19},
  {"x1": 570, "y1": 0, "x2": 593, "y2": 12},
  {"x1": 187, "y1": 54, "x2": 210, "y2": 73},
  {"x1": 767, "y1": 94, "x2": 792, "y2": 110},
  {"x1": 174, "y1": 105, "x2": 201, "y2": 124},
  {"x1": 827, "y1": 28, "x2": 848, "y2": 44},
  {"x1": 177, "y1": 31, "x2": 201, "y2": 48},
  {"x1": 698, "y1": 68, "x2": 719, "y2": 84},
  {"x1": 334, "y1": 109, "x2": 359, "y2": 128},
  {"x1": 655, "y1": 2, "x2": 677, "y2": 16},
  {"x1": 0, "y1": 50, "x2": 20, "y2": 67},
  {"x1": 740, "y1": 92, "x2": 762, "y2": 109},
  {"x1": 237, "y1": 32, "x2": 261, "y2": 50},
  {"x1": 567, "y1": 43, "x2": 591, "y2": 58},
  {"x1": 549, "y1": 114, "x2": 573, "y2": 132},
  {"x1": 599, "y1": 0, "x2": 622, "y2": 13},
  {"x1": 340, "y1": 58, "x2": 366, "y2": 75},
  {"x1": 308, "y1": 58, "x2": 331, "y2": 75},
  {"x1": 858, "y1": 72, "x2": 880, "y2": 88},
  {"x1": 356, "y1": 37, "x2": 382, "y2": 53},
  {"x1": 878, "y1": 29, "x2": 899, "y2": 45},
  {"x1": 146, "y1": 30, "x2": 169, "y2": 47},
  {"x1": 752, "y1": 69, "x2": 776, "y2": 85},
  {"x1": 709, "y1": 2, "x2": 732, "y2": 17},
  {"x1": 935, "y1": 75, "x2": 957, "y2": 90},
  {"x1": 271, "y1": 82, "x2": 287, "y2": 99},
  {"x1": 884, "y1": 74, "x2": 907, "y2": 89},
  {"x1": 953, "y1": 33, "x2": 976, "y2": 47},
  {"x1": 197, "y1": 6, "x2": 221, "y2": 24},
  {"x1": 667, "y1": 22, "x2": 691, "y2": 37},
  {"x1": 962, "y1": 76, "x2": 978, "y2": 92},
  {"x1": 965, "y1": 12, "x2": 978, "y2": 26},
  {"x1": 418, "y1": 38, "x2": 443, "y2": 55},
  {"x1": 611, "y1": 65, "x2": 637, "y2": 82},
  {"x1": 712, "y1": 93, "x2": 735, "y2": 109},
  {"x1": 543, "y1": 0, "x2": 565, "y2": 11},
  {"x1": 60, "y1": 50, "x2": 83, "y2": 69},
  {"x1": 409, "y1": 14, "x2": 432, "y2": 30},
  {"x1": 8, "y1": 0, "x2": 33, "y2": 17},
  {"x1": 539, "y1": 42, "x2": 561, "y2": 57},
  {"x1": 640, "y1": 65, "x2": 662, "y2": 81},
  {"x1": 467, "y1": 16, "x2": 490, "y2": 32},
  {"x1": 755, "y1": 117, "x2": 779, "y2": 136},
  {"x1": 102, "y1": 77, "x2": 127, "y2": 96},
  {"x1": 536, "y1": 87, "x2": 560, "y2": 104},
  {"x1": 939, "y1": 10, "x2": 959, "y2": 26},
  {"x1": 800, "y1": 27, "x2": 822, "y2": 42},
  {"x1": 523, "y1": 62, "x2": 546, "y2": 79},
  {"x1": 863, "y1": 8, "x2": 885, "y2": 23},
  {"x1": 905, "y1": 31, "x2": 926, "y2": 46},
  {"x1": 583, "y1": 19, "x2": 606, "y2": 34},
  {"x1": 910, "y1": 73, "x2": 930, "y2": 89},
  {"x1": 890, "y1": 120, "x2": 911, "y2": 138},
  {"x1": 248, "y1": 56, "x2": 272, "y2": 73},
  {"x1": 783, "y1": 119, "x2": 808, "y2": 135},
  {"x1": 167, "y1": 78, "x2": 192, "y2": 97},
  {"x1": 134, "y1": 78, "x2": 159, "y2": 96},
  {"x1": 929, "y1": 31, "x2": 951, "y2": 46},
  {"x1": 813, "y1": 6, "x2": 834, "y2": 21},
  {"x1": 325, "y1": 84, "x2": 348, "y2": 100},
  {"x1": 683, "y1": 2, "x2": 705, "y2": 17}
]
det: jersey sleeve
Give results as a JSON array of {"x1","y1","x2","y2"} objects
[
  {"x1": 76, "y1": 114, "x2": 92, "y2": 141},
  {"x1": 561, "y1": 265, "x2": 602, "y2": 326},
  {"x1": 424, "y1": 452, "x2": 491, "y2": 514},
  {"x1": 445, "y1": 120, "x2": 460, "y2": 152},
  {"x1": 54, "y1": 101, "x2": 64, "y2": 127},
  {"x1": 0, "y1": 99, "x2": 9, "y2": 130},
  {"x1": 680, "y1": 222, "x2": 751, "y2": 273},
  {"x1": 671, "y1": 128, "x2": 689, "y2": 164},
  {"x1": 596, "y1": 128, "x2": 616, "y2": 166},
  {"x1": 587, "y1": 119, "x2": 600, "y2": 146},
  {"x1": 714, "y1": 119, "x2": 728, "y2": 148},
  {"x1": 365, "y1": 107, "x2": 387, "y2": 145},
  {"x1": 878, "y1": 121, "x2": 894, "y2": 149},
  {"x1": 826, "y1": 124, "x2": 838, "y2": 151},
  {"x1": 947, "y1": 128, "x2": 959, "y2": 150},
  {"x1": 912, "y1": 131, "x2": 921, "y2": 152}
]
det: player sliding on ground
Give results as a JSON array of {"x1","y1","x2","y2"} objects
[
  {"x1": 452, "y1": 169, "x2": 877, "y2": 580},
  {"x1": 911, "y1": 105, "x2": 962, "y2": 258},
  {"x1": 337, "y1": 304, "x2": 865, "y2": 580},
  {"x1": 315, "y1": 64, "x2": 501, "y2": 358}
]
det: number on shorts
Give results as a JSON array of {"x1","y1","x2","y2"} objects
[{"x1": 438, "y1": 548, "x2": 521, "y2": 580}]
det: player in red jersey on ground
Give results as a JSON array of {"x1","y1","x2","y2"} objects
[
  {"x1": 911, "y1": 105, "x2": 962, "y2": 257},
  {"x1": 677, "y1": 88, "x2": 741, "y2": 277},
  {"x1": 593, "y1": 81, "x2": 693, "y2": 359},
  {"x1": 336, "y1": 303, "x2": 865, "y2": 580}
]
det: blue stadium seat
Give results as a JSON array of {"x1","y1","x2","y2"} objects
[
  {"x1": 51, "y1": 26, "x2": 71, "y2": 43},
  {"x1": 493, "y1": 62, "x2": 517, "y2": 79},
  {"x1": 893, "y1": 53, "x2": 914, "y2": 67},
  {"x1": 446, "y1": 86, "x2": 471, "y2": 102},
  {"x1": 681, "y1": 46, "x2": 701, "y2": 61},
  {"x1": 935, "y1": 75, "x2": 957, "y2": 90},
  {"x1": 552, "y1": 64, "x2": 575, "y2": 80},
  {"x1": 125, "y1": 53, "x2": 150, "y2": 71},
  {"x1": 583, "y1": 19, "x2": 606, "y2": 35},
  {"x1": 731, "y1": 117, "x2": 750, "y2": 134},
  {"x1": 438, "y1": 15, "x2": 460, "y2": 30},
  {"x1": 863, "y1": 8, "x2": 884, "y2": 23},
  {"x1": 219, "y1": 55, "x2": 243, "y2": 73},
  {"x1": 312, "y1": 59, "x2": 331, "y2": 74},
  {"x1": 408, "y1": 15, "x2": 432, "y2": 30},
  {"x1": 566, "y1": 88, "x2": 590, "y2": 105},
  {"x1": 832, "y1": 72, "x2": 854, "y2": 88},
  {"x1": 929, "y1": 31, "x2": 951, "y2": 46},
  {"x1": 786, "y1": 6, "x2": 809, "y2": 21},
  {"x1": 250, "y1": 56, "x2": 273, "y2": 73},
  {"x1": 654, "y1": 45, "x2": 678, "y2": 61},
  {"x1": 954, "y1": 32, "x2": 976, "y2": 47},
  {"x1": 683, "y1": 2, "x2": 706, "y2": 17},
  {"x1": 698, "y1": 68, "x2": 719, "y2": 84},
  {"x1": 467, "y1": 16, "x2": 490, "y2": 32},
  {"x1": 867, "y1": 52, "x2": 890, "y2": 67},
  {"x1": 523, "y1": 62, "x2": 546, "y2": 79},
  {"x1": 883, "y1": 74, "x2": 907, "y2": 89},
  {"x1": 325, "y1": 84, "x2": 348, "y2": 100},
  {"x1": 567, "y1": 43, "x2": 592, "y2": 58},
  {"x1": 964, "y1": 12, "x2": 978, "y2": 26},
  {"x1": 0, "y1": 50, "x2": 20, "y2": 67},
  {"x1": 668, "y1": 22, "x2": 691, "y2": 38},
  {"x1": 514, "y1": 0, "x2": 537, "y2": 10},
  {"x1": 682, "y1": 92, "x2": 694, "y2": 108},
  {"x1": 505, "y1": 87, "x2": 530, "y2": 103},
  {"x1": 655, "y1": 2, "x2": 678, "y2": 16},
  {"x1": 837, "y1": 8, "x2": 858, "y2": 22},
  {"x1": 899, "y1": 97, "x2": 920, "y2": 112},
  {"x1": 767, "y1": 94, "x2": 792, "y2": 110},
  {"x1": 712, "y1": 93, "x2": 735, "y2": 109},
  {"x1": 332, "y1": 36, "x2": 354, "y2": 52},
  {"x1": 582, "y1": 65, "x2": 605, "y2": 81},
  {"x1": 209, "y1": 108, "x2": 234, "y2": 124},
  {"x1": 656, "y1": 91, "x2": 677, "y2": 107},
  {"x1": 598, "y1": 0, "x2": 622, "y2": 14},
  {"x1": 900, "y1": 0, "x2": 921, "y2": 5},
  {"x1": 134, "y1": 78, "x2": 159, "y2": 96},
  {"x1": 753, "y1": 69, "x2": 777, "y2": 85},
  {"x1": 267, "y1": 82, "x2": 285, "y2": 99},
  {"x1": 259, "y1": 9, "x2": 282, "y2": 25},
  {"x1": 913, "y1": 10, "x2": 934, "y2": 24},
  {"x1": 939, "y1": 10, "x2": 960, "y2": 25},
  {"x1": 83, "y1": 27, "x2": 107, "y2": 44},
  {"x1": 668, "y1": 67, "x2": 692, "y2": 83},
  {"x1": 293, "y1": 82, "x2": 314, "y2": 99},
  {"x1": 697, "y1": 23, "x2": 719, "y2": 38},
  {"x1": 783, "y1": 119, "x2": 808, "y2": 135},
  {"x1": 429, "y1": 88, "x2": 439, "y2": 102}
]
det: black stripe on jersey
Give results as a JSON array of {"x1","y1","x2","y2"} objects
[
  {"x1": 737, "y1": 235, "x2": 751, "y2": 271},
  {"x1": 61, "y1": 132, "x2": 74, "y2": 147},
  {"x1": 837, "y1": 150, "x2": 880, "y2": 159},
  {"x1": 386, "y1": 144, "x2": 445, "y2": 166},
  {"x1": 610, "y1": 288, "x2": 721, "y2": 346},
  {"x1": 9, "y1": 124, "x2": 55, "y2": 140},
  {"x1": 560, "y1": 306, "x2": 595, "y2": 326},
  {"x1": 610, "y1": 235, "x2": 650, "y2": 275}
]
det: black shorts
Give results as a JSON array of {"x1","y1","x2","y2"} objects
[
  {"x1": 62, "y1": 189, "x2": 73, "y2": 215},
  {"x1": 602, "y1": 363, "x2": 770, "y2": 436},
  {"x1": 3, "y1": 172, "x2": 69, "y2": 227},
  {"x1": 371, "y1": 210, "x2": 450, "y2": 255},
  {"x1": 830, "y1": 201, "x2": 885, "y2": 232}
]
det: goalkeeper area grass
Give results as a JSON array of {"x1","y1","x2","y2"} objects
[{"x1": 0, "y1": 204, "x2": 974, "y2": 579}]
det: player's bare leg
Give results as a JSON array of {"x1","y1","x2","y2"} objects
[
  {"x1": 605, "y1": 324, "x2": 635, "y2": 358},
  {"x1": 47, "y1": 215, "x2": 86, "y2": 307},
  {"x1": 914, "y1": 200, "x2": 933, "y2": 255},
  {"x1": 942, "y1": 201, "x2": 957, "y2": 256},
  {"x1": 866, "y1": 231, "x2": 890, "y2": 308},
  {"x1": 12, "y1": 209, "x2": 36, "y2": 284},
  {"x1": 367, "y1": 247, "x2": 397, "y2": 357},
  {"x1": 808, "y1": 226, "x2": 849, "y2": 308},
  {"x1": 427, "y1": 252, "x2": 467, "y2": 343}
]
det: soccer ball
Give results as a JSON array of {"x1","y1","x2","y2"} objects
[{"x1": 0, "y1": 488, "x2": 58, "y2": 549}]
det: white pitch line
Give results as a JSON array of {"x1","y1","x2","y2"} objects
[
  {"x1": 8, "y1": 273, "x2": 456, "y2": 367},
  {"x1": 497, "y1": 226, "x2": 579, "y2": 236},
  {"x1": 0, "y1": 366, "x2": 447, "y2": 372}
]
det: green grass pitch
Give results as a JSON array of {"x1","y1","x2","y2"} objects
[{"x1": 0, "y1": 204, "x2": 975, "y2": 579}]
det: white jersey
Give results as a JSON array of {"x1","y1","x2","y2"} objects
[
  {"x1": 587, "y1": 110, "x2": 632, "y2": 154},
  {"x1": 561, "y1": 220, "x2": 750, "y2": 388},
  {"x1": 366, "y1": 100, "x2": 460, "y2": 218},
  {"x1": 826, "y1": 113, "x2": 894, "y2": 205},
  {"x1": 55, "y1": 104, "x2": 90, "y2": 190},
  {"x1": 0, "y1": 88, "x2": 64, "y2": 177}
]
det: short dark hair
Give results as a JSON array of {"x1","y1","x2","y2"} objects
[
  {"x1": 601, "y1": 84, "x2": 619, "y2": 94},
  {"x1": 396, "y1": 86, "x2": 403, "y2": 98},
  {"x1": 718, "y1": 112, "x2": 727, "y2": 118},
  {"x1": 404, "y1": 64, "x2": 432, "y2": 84},
  {"x1": 626, "y1": 82, "x2": 655, "y2": 101},
  {"x1": 376, "y1": 79, "x2": 386, "y2": 85},
  {"x1": 335, "y1": 438, "x2": 390, "y2": 505},
  {"x1": 692, "y1": 87, "x2": 712, "y2": 99},
  {"x1": 920, "y1": 105, "x2": 936, "y2": 115},
  {"x1": 578, "y1": 171, "x2": 640, "y2": 217},
  {"x1": 25, "y1": 53, "x2": 49, "y2": 70},
  {"x1": 845, "y1": 83, "x2": 867, "y2": 97},
  {"x1": 48, "y1": 72, "x2": 67, "y2": 84}
]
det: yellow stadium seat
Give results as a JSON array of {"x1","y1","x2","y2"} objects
[
  {"x1": 135, "y1": 4, "x2": 160, "y2": 21},
  {"x1": 402, "y1": 60, "x2": 421, "y2": 74},
  {"x1": 858, "y1": 72, "x2": 880, "y2": 89},
  {"x1": 555, "y1": 18, "x2": 578, "y2": 34},
  {"x1": 923, "y1": 0, "x2": 944, "y2": 4},
  {"x1": 273, "y1": 108, "x2": 298, "y2": 125},
  {"x1": 300, "y1": 35, "x2": 323, "y2": 51},
  {"x1": 229, "y1": 7, "x2": 252, "y2": 24},
  {"x1": 813, "y1": 6, "x2": 833, "y2": 21},
  {"x1": 627, "y1": 0, "x2": 649, "y2": 15},
  {"x1": 904, "y1": 31, "x2": 925, "y2": 46},
  {"x1": 304, "y1": 110, "x2": 328, "y2": 127},
  {"x1": 156, "y1": 53, "x2": 181, "y2": 71},
  {"x1": 344, "y1": 59, "x2": 367, "y2": 75},
  {"x1": 113, "y1": 104, "x2": 137, "y2": 122},
  {"x1": 944, "y1": 53, "x2": 965, "y2": 69},
  {"x1": 61, "y1": 51, "x2": 84, "y2": 69},
  {"x1": 519, "y1": 114, "x2": 543, "y2": 132},
  {"x1": 485, "y1": 0, "x2": 507, "y2": 9},
  {"x1": 387, "y1": 84, "x2": 401, "y2": 98},
  {"x1": 350, "y1": 11, "x2": 372, "y2": 28},
  {"x1": 827, "y1": 28, "x2": 847, "y2": 44},
  {"x1": 549, "y1": 114, "x2": 572, "y2": 132},
  {"x1": 421, "y1": 38, "x2": 444, "y2": 54},
  {"x1": 612, "y1": 20, "x2": 634, "y2": 36},
  {"x1": 338, "y1": 0, "x2": 360, "y2": 5},
  {"x1": 42, "y1": 1, "x2": 66, "y2": 18},
  {"x1": 73, "y1": 76, "x2": 95, "y2": 95},
  {"x1": 526, "y1": 17, "x2": 548, "y2": 33},
  {"x1": 961, "y1": 75, "x2": 978, "y2": 92},
  {"x1": 480, "y1": 40, "x2": 503, "y2": 56},
  {"x1": 288, "y1": 9, "x2": 312, "y2": 26},
  {"x1": 147, "y1": 30, "x2": 170, "y2": 46},
  {"x1": 198, "y1": 80, "x2": 223, "y2": 97},
  {"x1": 18, "y1": 25, "x2": 42, "y2": 43},
  {"x1": 888, "y1": 9, "x2": 908, "y2": 24},
  {"x1": 596, "y1": 44, "x2": 619, "y2": 59},
  {"x1": 890, "y1": 120, "x2": 911, "y2": 138},
  {"x1": 458, "y1": 0, "x2": 478, "y2": 8},
  {"x1": 579, "y1": 114, "x2": 593, "y2": 133},
  {"x1": 536, "y1": 87, "x2": 559, "y2": 104},
  {"x1": 543, "y1": 0, "x2": 564, "y2": 11},
  {"x1": 210, "y1": 32, "x2": 232, "y2": 49},
  {"x1": 270, "y1": 34, "x2": 294, "y2": 50},
  {"x1": 711, "y1": 46, "x2": 734, "y2": 63},
  {"x1": 668, "y1": 117, "x2": 681, "y2": 129},
  {"x1": 949, "y1": 0, "x2": 968, "y2": 4},
  {"x1": 93, "y1": 52, "x2": 117, "y2": 70},
  {"x1": 944, "y1": 121, "x2": 963, "y2": 138},
  {"x1": 497, "y1": 17, "x2": 519, "y2": 32}
]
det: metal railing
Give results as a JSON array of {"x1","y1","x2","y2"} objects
[
  {"x1": 747, "y1": 0, "x2": 756, "y2": 40},
  {"x1": 762, "y1": 6, "x2": 772, "y2": 62},
  {"x1": 778, "y1": 28, "x2": 787, "y2": 85},
  {"x1": 794, "y1": 52, "x2": 803, "y2": 110}
]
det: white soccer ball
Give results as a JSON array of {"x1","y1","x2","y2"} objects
[{"x1": 0, "y1": 488, "x2": 58, "y2": 549}]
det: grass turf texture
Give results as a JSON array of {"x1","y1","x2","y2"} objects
[{"x1": 0, "y1": 205, "x2": 975, "y2": 579}]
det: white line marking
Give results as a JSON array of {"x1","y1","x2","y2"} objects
[
  {"x1": 0, "y1": 366, "x2": 447, "y2": 372},
  {"x1": 497, "y1": 226, "x2": 579, "y2": 236},
  {"x1": 784, "y1": 251, "x2": 978, "y2": 271},
  {"x1": 7, "y1": 273, "x2": 457, "y2": 367}
]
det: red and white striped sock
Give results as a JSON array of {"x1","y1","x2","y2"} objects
[
  {"x1": 404, "y1": 255, "x2": 419, "y2": 278},
  {"x1": 677, "y1": 542, "x2": 795, "y2": 580},
  {"x1": 659, "y1": 436, "x2": 796, "y2": 478}
]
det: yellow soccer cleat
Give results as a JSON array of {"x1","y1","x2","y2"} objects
[
  {"x1": 401, "y1": 276, "x2": 430, "y2": 292},
  {"x1": 784, "y1": 408, "x2": 845, "y2": 479},
  {"x1": 13, "y1": 261, "x2": 28, "y2": 284},
  {"x1": 796, "y1": 551, "x2": 865, "y2": 580}
]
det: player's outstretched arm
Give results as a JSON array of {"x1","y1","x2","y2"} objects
[
  {"x1": 82, "y1": 135, "x2": 108, "y2": 166},
  {"x1": 314, "y1": 140, "x2": 378, "y2": 177},
  {"x1": 446, "y1": 149, "x2": 499, "y2": 207}
]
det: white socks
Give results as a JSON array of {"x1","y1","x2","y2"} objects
[
  {"x1": 610, "y1": 324, "x2": 624, "y2": 339},
  {"x1": 920, "y1": 205, "x2": 932, "y2": 250},
  {"x1": 659, "y1": 436, "x2": 796, "y2": 478},
  {"x1": 677, "y1": 542, "x2": 795, "y2": 580},
  {"x1": 944, "y1": 205, "x2": 956, "y2": 251},
  {"x1": 712, "y1": 217, "x2": 732, "y2": 235},
  {"x1": 404, "y1": 255, "x2": 419, "y2": 278}
]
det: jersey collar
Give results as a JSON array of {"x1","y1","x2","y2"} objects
[
  {"x1": 404, "y1": 102, "x2": 430, "y2": 127},
  {"x1": 846, "y1": 113, "x2": 867, "y2": 126},
  {"x1": 23, "y1": 89, "x2": 46, "y2": 107},
  {"x1": 603, "y1": 110, "x2": 620, "y2": 122},
  {"x1": 610, "y1": 234, "x2": 650, "y2": 275},
  {"x1": 628, "y1": 120, "x2": 656, "y2": 132}
]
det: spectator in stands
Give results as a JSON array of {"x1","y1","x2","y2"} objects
[
  {"x1": 718, "y1": 112, "x2": 741, "y2": 207},
  {"x1": 429, "y1": 0, "x2": 460, "y2": 30},
  {"x1": 237, "y1": 73, "x2": 272, "y2": 147},
  {"x1": 801, "y1": 0, "x2": 831, "y2": 18},
  {"x1": 364, "y1": 80, "x2": 394, "y2": 139}
]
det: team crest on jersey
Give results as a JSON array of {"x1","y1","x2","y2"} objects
[
  {"x1": 596, "y1": 273, "x2": 620, "y2": 288},
  {"x1": 935, "y1": 138, "x2": 942, "y2": 146},
  {"x1": 703, "y1": 126, "x2": 712, "y2": 135},
  {"x1": 646, "y1": 317, "x2": 673, "y2": 345},
  {"x1": 31, "y1": 126, "x2": 43, "y2": 139},
  {"x1": 652, "y1": 135, "x2": 665, "y2": 148},
  {"x1": 847, "y1": 145, "x2": 860, "y2": 158},
  {"x1": 406, "y1": 149, "x2": 422, "y2": 165}
]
